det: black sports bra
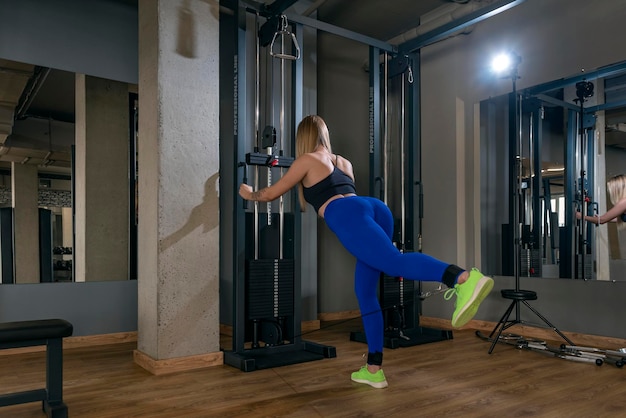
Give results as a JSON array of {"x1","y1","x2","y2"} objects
[{"x1": 303, "y1": 166, "x2": 356, "y2": 213}]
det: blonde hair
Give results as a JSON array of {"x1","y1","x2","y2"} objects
[
  {"x1": 296, "y1": 115, "x2": 332, "y2": 210},
  {"x1": 607, "y1": 174, "x2": 626, "y2": 228}
]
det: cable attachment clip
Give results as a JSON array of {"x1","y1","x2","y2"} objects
[
  {"x1": 419, "y1": 284, "x2": 445, "y2": 300},
  {"x1": 270, "y1": 15, "x2": 301, "y2": 60}
]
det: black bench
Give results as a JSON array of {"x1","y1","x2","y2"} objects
[{"x1": 0, "y1": 319, "x2": 73, "y2": 418}]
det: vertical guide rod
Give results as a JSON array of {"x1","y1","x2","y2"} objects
[
  {"x1": 254, "y1": 13, "x2": 260, "y2": 260},
  {"x1": 279, "y1": 24, "x2": 286, "y2": 259},
  {"x1": 399, "y1": 63, "x2": 407, "y2": 314},
  {"x1": 400, "y1": 69, "x2": 406, "y2": 249},
  {"x1": 266, "y1": 25, "x2": 274, "y2": 229},
  {"x1": 529, "y1": 110, "x2": 534, "y2": 268},
  {"x1": 514, "y1": 85, "x2": 523, "y2": 318},
  {"x1": 578, "y1": 100, "x2": 586, "y2": 279}
]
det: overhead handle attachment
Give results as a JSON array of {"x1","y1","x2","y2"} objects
[{"x1": 269, "y1": 15, "x2": 300, "y2": 60}]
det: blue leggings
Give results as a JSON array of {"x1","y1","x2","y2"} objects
[{"x1": 324, "y1": 196, "x2": 459, "y2": 360}]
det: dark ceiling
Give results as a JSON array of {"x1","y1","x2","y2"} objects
[
  {"x1": 317, "y1": 0, "x2": 452, "y2": 41},
  {"x1": 6, "y1": 0, "x2": 626, "y2": 156},
  {"x1": 24, "y1": 68, "x2": 75, "y2": 124},
  {"x1": 0, "y1": 0, "x2": 461, "y2": 174},
  {"x1": 20, "y1": 0, "x2": 450, "y2": 125},
  {"x1": 4, "y1": 0, "x2": 625, "y2": 176}
]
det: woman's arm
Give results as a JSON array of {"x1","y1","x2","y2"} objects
[
  {"x1": 576, "y1": 198, "x2": 626, "y2": 225},
  {"x1": 239, "y1": 155, "x2": 311, "y2": 202}
]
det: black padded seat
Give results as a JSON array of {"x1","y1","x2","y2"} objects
[
  {"x1": 0, "y1": 319, "x2": 73, "y2": 344},
  {"x1": 500, "y1": 289, "x2": 537, "y2": 301},
  {"x1": 0, "y1": 319, "x2": 73, "y2": 418}
]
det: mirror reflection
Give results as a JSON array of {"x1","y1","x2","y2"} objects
[
  {"x1": 0, "y1": 58, "x2": 137, "y2": 284},
  {"x1": 480, "y1": 60, "x2": 626, "y2": 281}
]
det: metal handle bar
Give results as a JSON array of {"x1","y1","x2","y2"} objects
[
  {"x1": 270, "y1": 30, "x2": 301, "y2": 60},
  {"x1": 269, "y1": 16, "x2": 300, "y2": 60}
]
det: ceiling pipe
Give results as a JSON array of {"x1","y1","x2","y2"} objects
[
  {"x1": 387, "y1": 0, "x2": 486, "y2": 47},
  {"x1": 15, "y1": 66, "x2": 50, "y2": 120},
  {"x1": 362, "y1": 0, "x2": 507, "y2": 70},
  {"x1": 390, "y1": 0, "x2": 526, "y2": 54},
  {"x1": 302, "y1": 0, "x2": 326, "y2": 17}
]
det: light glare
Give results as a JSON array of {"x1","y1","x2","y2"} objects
[{"x1": 491, "y1": 53, "x2": 512, "y2": 74}]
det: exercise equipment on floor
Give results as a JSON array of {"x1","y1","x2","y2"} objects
[{"x1": 476, "y1": 330, "x2": 626, "y2": 367}]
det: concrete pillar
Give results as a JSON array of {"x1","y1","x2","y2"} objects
[
  {"x1": 12, "y1": 162, "x2": 39, "y2": 283},
  {"x1": 134, "y1": 0, "x2": 221, "y2": 374},
  {"x1": 74, "y1": 74, "x2": 130, "y2": 282}
]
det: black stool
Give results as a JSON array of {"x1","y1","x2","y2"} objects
[{"x1": 487, "y1": 289, "x2": 574, "y2": 354}]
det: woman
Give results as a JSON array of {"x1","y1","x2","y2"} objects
[
  {"x1": 239, "y1": 115, "x2": 493, "y2": 389},
  {"x1": 576, "y1": 174, "x2": 626, "y2": 226}
]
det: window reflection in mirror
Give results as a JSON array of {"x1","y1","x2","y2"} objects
[
  {"x1": 43, "y1": 179, "x2": 73, "y2": 283},
  {"x1": 0, "y1": 169, "x2": 73, "y2": 283},
  {"x1": 480, "y1": 61, "x2": 626, "y2": 281}
]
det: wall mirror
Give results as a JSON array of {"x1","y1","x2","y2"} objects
[
  {"x1": 480, "y1": 59, "x2": 626, "y2": 281},
  {"x1": 0, "y1": 58, "x2": 137, "y2": 284}
]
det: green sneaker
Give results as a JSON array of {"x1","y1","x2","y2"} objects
[
  {"x1": 350, "y1": 365, "x2": 388, "y2": 389},
  {"x1": 444, "y1": 268, "x2": 494, "y2": 328}
]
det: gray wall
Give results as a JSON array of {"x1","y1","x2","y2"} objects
[
  {"x1": 0, "y1": 0, "x2": 137, "y2": 84},
  {"x1": 317, "y1": 32, "x2": 371, "y2": 313},
  {"x1": 317, "y1": 0, "x2": 626, "y2": 339},
  {"x1": 0, "y1": 0, "x2": 138, "y2": 336},
  {"x1": 0, "y1": 281, "x2": 137, "y2": 336}
]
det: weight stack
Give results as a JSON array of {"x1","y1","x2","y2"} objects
[
  {"x1": 246, "y1": 259, "x2": 294, "y2": 320},
  {"x1": 576, "y1": 254, "x2": 593, "y2": 280},
  {"x1": 381, "y1": 276, "x2": 416, "y2": 329},
  {"x1": 521, "y1": 248, "x2": 542, "y2": 277}
]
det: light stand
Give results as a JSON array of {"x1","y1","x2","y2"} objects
[{"x1": 482, "y1": 53, "x2": 574, "y2": 353}]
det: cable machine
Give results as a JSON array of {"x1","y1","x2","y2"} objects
[
  {"x1": 220, "y1": 0, "x2": 522, "y2": 367},
  {"x1": 350, "y1": 52, "x2": 452, "y2": 349},
  {"x1": 572, "y1": 81, "x2": 596, "y2": 280},
  {"x1": 222, "y1": 3, "x2": 335, "y2": 372}
]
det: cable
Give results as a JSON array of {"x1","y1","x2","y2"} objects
[{"x1": 291, "y1": 289, "x2": 448, "y2": 340}]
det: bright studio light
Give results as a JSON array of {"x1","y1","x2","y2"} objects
[{"x1": 490, "y1": 52, "x2": 520, "y2": 76}]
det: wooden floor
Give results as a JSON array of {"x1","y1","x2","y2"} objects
[{"x1": 2, "y1": 319, "x2": 626, "y2": 418}]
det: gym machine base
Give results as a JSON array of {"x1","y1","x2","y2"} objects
[
  {"x1": 350, "y1": 327, "x2": 453, "y2": 350},
  {"x1": 224, "y1": 341, "x2": 336, "y2": 373},
  {"x1": 350, "y1": 276, "x2": 453, "y2": 349}
]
